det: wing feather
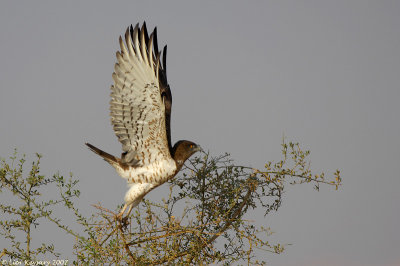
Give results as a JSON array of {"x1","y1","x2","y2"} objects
[
  {"x1": 110, "y1": 23, "x2": 171, "y2": 166},
  {"x1": 132, "y1": 25, "x2": 143, "y2": 63},
  {"x1": 140, "y1": 23, "x2": 149, "y2": 66}
]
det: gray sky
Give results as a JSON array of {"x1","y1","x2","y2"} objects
[{"x1": 1, "y1": 1, "x2": 399, "y2": 265}]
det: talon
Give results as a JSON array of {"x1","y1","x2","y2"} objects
[
  {"x1": 121, "y1": 216, "x2": 130, "y2": 228},
  {"x1": 115, "y1": 213, "x2": 130, "y2": 230}
]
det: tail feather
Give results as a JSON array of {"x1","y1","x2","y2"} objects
[{"x1": 85, "y1": 142, "x2": 119, "y2": 165}]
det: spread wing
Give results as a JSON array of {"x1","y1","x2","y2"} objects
[{"x1": 110, "y1": 23, "x2": 171, "y2": 166}]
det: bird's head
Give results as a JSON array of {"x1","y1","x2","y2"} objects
[{"x1": 172, "y1": 140, "x2": 201, "y2": 168}]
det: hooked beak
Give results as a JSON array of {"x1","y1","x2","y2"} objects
[{"x1": 194, "y1": 145, "x2": 203, "y2": 153}]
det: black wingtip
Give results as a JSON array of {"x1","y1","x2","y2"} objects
[
  {"x1": 142, "y1": 22, "x2": 149, "y2": 45},
  {"x1": 163, "y1": 45, "x2": 167, "y2": 76},
  {"x1": 129, "y1": 24, "x2": 134, "y2": 39},
  {"x1": 153, "y1": 27, "x2": 159, "y2": 55}
]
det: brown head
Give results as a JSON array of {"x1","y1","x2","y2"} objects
[{"x1": 171, "y1": 140, "x2": 201, "y2": 170}]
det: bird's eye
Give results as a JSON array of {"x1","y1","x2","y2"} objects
[{"x1": 190, "y1": 144, "x2": 193, "y2": 148}]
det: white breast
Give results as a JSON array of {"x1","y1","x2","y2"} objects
[{"x1": 116, "y1": 158, "x2": 177, "y2": 185}]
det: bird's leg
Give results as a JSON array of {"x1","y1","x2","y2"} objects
[
  {"x1": 119, "y1": 204, "x2": 134, "y2": 229},
  {"x1": 125, "y1": 204, "x2": 134, "y2": 218},
  {"x1": 116, "y1": 203, "x2": 129, "y2": 221},
  {"x1": 116, "y1": 203, "x2": 134, "y2": 230}
]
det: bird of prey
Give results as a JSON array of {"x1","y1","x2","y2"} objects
[{"x1": 86, "y1": 22, "x2": 201, "y2": 220}]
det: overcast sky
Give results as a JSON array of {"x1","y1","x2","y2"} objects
[{"x1": 1, "y1": 1, "x2": 399, "y2": 265}]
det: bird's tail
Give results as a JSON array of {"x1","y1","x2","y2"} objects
[{"x1": 85, "y1": 142, "x2": 119, "y2": 166}]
